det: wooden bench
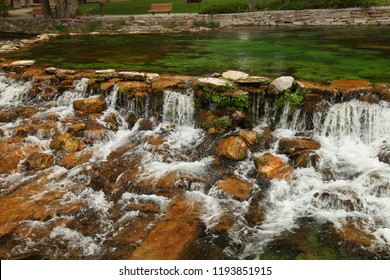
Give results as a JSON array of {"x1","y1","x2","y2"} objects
[
  {"x1": 32, "y1": 8, "x2": 43, "y2": 18},
  {"x1": 148, "y1": 3, "x2": 173, "y2": 15}
]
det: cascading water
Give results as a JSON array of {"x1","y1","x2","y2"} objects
[
  {"x1": 0, "y1": 75, "x2": 32, "y2": 105},
  {"x1": 314, "y1": 100, "x2": 390, "y2": 144},
  {"x1": 162, "y1": 89, "x2": 195, "y2": 127},
  {"x1": 1, "y1": 72, "x2": 390, "y2": 260},
  {"x1": 232, "y1": 99, "x2": 390, "y2": 259}
]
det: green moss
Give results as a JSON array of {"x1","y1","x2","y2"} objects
[
  {"x1": 118, "y1": 87, "x2": 128, "y2": 95},
  {"x1": 260, "y1": 223, "x2": 352, "y2": 260},
  {"x1": 274, "y1": 88, "x2": 309, "y2": 111},
  {"x1": 201, "y1": 84, "x2": 249, "y2": 111},
  {"x1": 202, "y1": 116, "x2": 232, "y2": 130}
]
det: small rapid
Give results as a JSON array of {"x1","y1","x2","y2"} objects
[{"x1": 1, "y1": 73, "x2": 390, "y2": 260}]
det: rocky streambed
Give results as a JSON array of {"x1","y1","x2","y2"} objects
[{"x1": 0, "y1": 57, "x2": 390, "y2": 259}]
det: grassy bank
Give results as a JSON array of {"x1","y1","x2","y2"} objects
[{"x1": 76, "y1": 0, "x2": 389, "y2": 16}]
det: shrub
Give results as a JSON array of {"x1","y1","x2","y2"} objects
[
  {"x1": 199, "y1": 2, "x2": 249, "y2": 14},
  {"x1": 202, "y1": 116, "x2": 232, "y2": 130}
]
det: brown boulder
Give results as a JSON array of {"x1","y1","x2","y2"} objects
[
  {"x1": 0, "y1": 110, "x2": 18, "y2": 122},
  {"x1": 13, "y1": 124, "x2": 33, "y2": 136},
  {"x1": 278, "y1": 138, "x2": 321, "y2": 155},
  {"x1": 73, "y1": 97, "x2": 107, "y2": 114},
  {"x1": 291, "y1": 150, "x2": 321, "y2": 168},
  {"x1": 129, "y1": 196, "x2": 202, "y2": 260},
  {"x1": 0, "y1": 143, "x2": 40, "y2": 174},
  {"x1": 238, "y1": 130, "x2": 260, "y2": 147},
  {"x1": 253, "y1": 153, "x2": 293, "y2": 180},
  {"x1": 154, "y1": 171, "x2": 200, "y2": 196},
  {"x1": 32, "y1": 122, "x2": 60, "y2": 139},
  {"x1": 59, "y1": 151, "x2": 93, "y2": 169},
  {"x1": 330, "y1": 220, "x2": 375, "y2": 248},
  {"x1": 137, "y1": 119, "x2": 154, "y2": 131},
  {"x1": 215, "y1": 176, "x2": 253, "y2": 200},
  {"x1": 215, "y1": 136, "x2": 248, "y2": 161},
  {"x1": 0, "y1": 173, "x2": 68, "y2": 238},
  {"x1": 50, "y1": 133, "x2": 80, "y2": 152},
  {"x1": 24, "y1": 152, "x2": 54, "y2": 171}
]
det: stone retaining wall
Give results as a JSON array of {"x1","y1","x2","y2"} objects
[{"x1": 1, "y1": 6, "x2": 390, "y2": 34}]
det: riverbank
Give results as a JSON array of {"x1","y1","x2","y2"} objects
[{"x1": 2, "y1": 6, "x2": 390, "y2": 34}]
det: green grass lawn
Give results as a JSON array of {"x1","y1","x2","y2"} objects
[
  {"x1": 77, "y1": 0, "x2": 389, "y2": 16},
  {"x1": 78, "y1": 0, "x2": 233, "y2": 15}
]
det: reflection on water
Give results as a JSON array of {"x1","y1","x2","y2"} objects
[{"x1": 5, "y1": 26, "x2": 390, "y2": 82}]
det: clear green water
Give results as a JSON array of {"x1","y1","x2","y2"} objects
[{"x1": 6, "y1": 26, "x2": 390, "y2": 82}]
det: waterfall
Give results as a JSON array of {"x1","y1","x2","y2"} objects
[
  {"x1": 0, "y1": 75, "x2": 32, "y2": 106},
  {"x1": 103, "y1": 85, "x2": 128, "y2": 131},
  {"x1": 162, "y1": 89, "x2": 195, "y2": 126},
  {"x1": 314, "y1": 100, "x2": 390, "y2": 144},
  {"x1": 56, "y1": 78, "x2": 89, "y2": 107}
]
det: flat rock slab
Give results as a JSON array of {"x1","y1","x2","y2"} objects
[
  {"x1": 222, "y1": 70, "x2": 249, "y2": 81},
  {"x1": 11, "y1": 60, "x2": 36, "y2": 67}
]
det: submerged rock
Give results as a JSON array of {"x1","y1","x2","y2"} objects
[
  {"x1": 59, "y1": 150, "x2": 93, "y2": 169},
  {"x1": 129, "y1": 196, "x2": 203, "y2": 260},
  {"x1": 253, "y1": 153, "x2": 293, "y2": 180},
  {"x1": 215, "y1": 176, "x2": 253, "y2": 200},
  {"x1": 24, "y1": 152, "x2": 54, "y2": 171},
  {"x1": 238, "y1": 130, "x2": 260, "y2": 147},
  {"x1": 50, "y1": 133, "x2": 80, "y2": 152},
  {"x1": 278, "y1": 138, "x2": 321, "y2": 155},
  {"x1": 215, "y1": 136, "x2": 248, "y2": 161}
]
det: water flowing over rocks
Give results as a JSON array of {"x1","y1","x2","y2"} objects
[
  {"x1": 0, "y1": 64, "x2": 390, "y2": 260},
  {"x1": 214, "y1": 176, "x2": 253, "y2": 200},
  {"x1": 253, "y1": 153, "x2": 294, "y2": 180}
]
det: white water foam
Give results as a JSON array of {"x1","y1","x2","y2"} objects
[
  {"x1": 0, "y1": 75, "x2": 32, "y2": 106},
  {"x1": 237, "y1": 100, "x2": 390, "y2": 258},
  {"x1": 163, "y1": 89, "x2": 195, "y2": 126}
]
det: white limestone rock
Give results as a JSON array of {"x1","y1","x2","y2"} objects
[
  {"x1": 146, "y1": 73, "x2": 160, "y2": 82},
  {"x1": 45, "y1": 67, "x2": 57, "y2": 74},
  {"x1": 11, "y1": 60, "x2": 36, "y2": 67},
  {"x1": 95, "y1": 69, "x2": 116, "y2": 74},
  {"x1": 222, "y1": 70, "x2": 249, "y2": 81},
  {"x1": 118, "y1": 71, "x2": 146, "y2": 81},
  {"x1": 55, "y1": 69, "x2": 76, "y2": 75},
  {"x1": 268, "y1": 76, "x2": 295, "y2": 94},
  {"x1": 198, "y1": 77, "x2": 232, "y2": 87}
]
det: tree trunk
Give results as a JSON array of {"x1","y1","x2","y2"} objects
[
  {"x1": 54, "y1": 0, "x2": 78, "y2": 19},
  {"x1": 40, "y1": 0, "x2": 52, "y2": 18},
  {"x1": 249, "y1": 0, "x2": 255, "y2": 12}
]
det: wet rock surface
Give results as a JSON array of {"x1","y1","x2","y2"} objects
[{"x1": 0, "y1": 65, "x2": 389, "y2": 260}]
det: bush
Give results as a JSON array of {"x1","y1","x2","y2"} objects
[
  {"x1": 268, "y1": 0, "x2": 373, "y2": 10},
  {"x1": 199, "y1": 2, "x2": 249, "y2": 14}
]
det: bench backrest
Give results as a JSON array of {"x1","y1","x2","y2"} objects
[
  {"x1": 32, "y1": 8, "x2": 43, "y2": 15},
  {"x1": 150, "y1": 3, "x2": 173, "y2": 11}
]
